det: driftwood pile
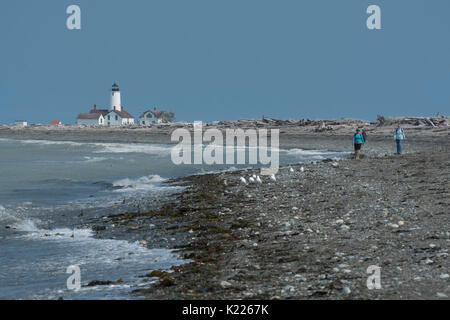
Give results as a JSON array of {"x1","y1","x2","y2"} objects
[
  {"x1": 207, "y1": 117, "x2": 370, "y2": 130},
  {"x1": 376, "y1": 115, "x2": 449, "y2": 127}
]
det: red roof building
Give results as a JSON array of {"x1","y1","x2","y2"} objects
[
  {"x1": 76, "y1": 83, "x2": 136, "y2": 126},
  {"x1": 89, "y1": 104, "x2": 109, "y2": 116}
]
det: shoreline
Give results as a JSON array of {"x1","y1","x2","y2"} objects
[
  {"x1": 1, "y1": 116, "x2": 449, "y2": 146},
  {"x1": 0, "y1": 124, "x2": 448, "y2": 299},
  {"x1": 85, "y1": 135, "x2": 449, "y2": 300},
  {"x1": 1, "y1": 121, "x2": 448, "y2": 159}
]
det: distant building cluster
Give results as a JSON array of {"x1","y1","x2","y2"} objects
[
  {"x1": 77, "y1": 83, "x2": 173, "y2": 126},
  {"x1": 11, "y1": 83, "x2": 173, "y2": 127},
  {"x1": 13, "y1": 120, "x2": 61, "y2": 126},
  {"x1": 14, "y1": 120, "x2": 28, "y2": 127}
]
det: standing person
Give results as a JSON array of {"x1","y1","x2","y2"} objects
[
  {"x1": 353, "y1": 128, "x2": 365, "y2": 159},
  {"x1": 394, "y1": 124, "x2": 406, "y2": 155}
]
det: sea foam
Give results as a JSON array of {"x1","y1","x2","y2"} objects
[{"x1": 111, "y1": 174, "x2": 180, "y2": 193}]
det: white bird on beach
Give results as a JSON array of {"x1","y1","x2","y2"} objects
[
  {"x1": 270, "y1": 174, "x2": 276, "y2": 182},
  {"x1": 249, "y1": 177, "x2": 255, "y2": 184},
  {"x1": 240, "y1": 177, "x2": 247, "y2": 184},
  {"x1": 300, "y1": 166, "x2": 305, "y2": 173},
  {"x1": 289, "y1": 167, "x2": 294, "y2": 173},
  {"x1": 256, "y1": 176, "x2": 262, "y2": 184}
]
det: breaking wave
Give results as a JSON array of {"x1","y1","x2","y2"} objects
[
  {"x1": 112, "y1": 175, "x2": 180, "y2": 193},
  {"x1": 1, "y1": 215, "x2": 186, "y2": 300},
  {"x1": 7, "y1": 139, "x2": 173, "y2": 156},
  {"x1": 15, "y1": 139, "x2": 85, "y2": 147},
  {"x1": 93, "y1": 143, "x2": 173, "y2": 155}
]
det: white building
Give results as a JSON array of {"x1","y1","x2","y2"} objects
[
  {"x1": 14, "y1": 120, "x2": 28, "y2": 127},
  {"x1": 104, "y1": 108, "x2": 135, "y2": 126},
  {"x1": 138, "y1": 107, "x2": 165, "y2": 125},
  {"x1": 77, "y1": 111, "x2": 105, "y2": 126},
  {"x1": 77, "y1": 83, "x2": 135, "y2": 126}
]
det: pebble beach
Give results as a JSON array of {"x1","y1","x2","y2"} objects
[
  {"x1": 1, "y1": 118, "x2": 449, "y2": 299},
  {"x1": 126, "y1": 149, "x2": 449, "y2": 299}
]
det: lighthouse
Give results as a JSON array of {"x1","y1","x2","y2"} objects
[
  {"x1": 77, "y1": 82, "x2": 135, "y2": 125},
  {"x1": 110, "y1": 83, "x2": 122, "y2": 112}
]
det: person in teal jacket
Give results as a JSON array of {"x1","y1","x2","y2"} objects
[
  {"x1": 353, "y1": 128, "x2": 365, "y2": 159},
  {"x1": 393, "y1": 124, "x2": 406, "y2": 155}
]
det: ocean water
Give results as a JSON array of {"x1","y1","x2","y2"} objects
[{"x1": 0, "y1": 138, "x2": 346, "y2": 299}]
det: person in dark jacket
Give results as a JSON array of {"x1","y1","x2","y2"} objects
[
  {"x1": 353, "y1": 128, "x2": 365, "y2": 159},
  {"x1": 362, "y1": 129, "x2": 367, "y2": 144}
]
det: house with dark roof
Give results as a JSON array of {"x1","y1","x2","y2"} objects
[
  {"x1": 138, "y1": 107, "x2": 167, "y2": 125},
  {"x1": 104, "y1": 106, "x2": 135, "y2": 126},
  {"x1": 77, "y1": 105, "x2": 106, "y2": 125}
]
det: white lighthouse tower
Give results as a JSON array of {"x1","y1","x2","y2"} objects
[{"x1": 110, "y1": 83, "x2": 122, "y2": 112}]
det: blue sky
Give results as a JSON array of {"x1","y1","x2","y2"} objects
[{"x1": 0, "y1": 0, "x2": 449, "y2": 124}]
